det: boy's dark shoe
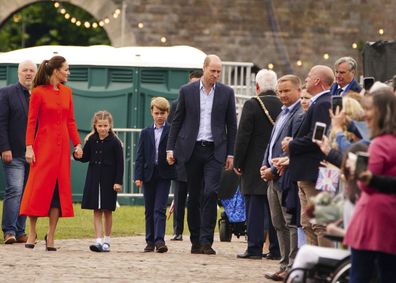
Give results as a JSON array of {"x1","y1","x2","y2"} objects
[{"x1": 144, "y1": 243, "x2": 155, "y2": 252}]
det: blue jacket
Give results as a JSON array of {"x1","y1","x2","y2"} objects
[
  {"x1": 329, "y1": 79, "x2": 362, "y2": 96},
  {"x1": 289, "y1": 91, "x2": 332, "y2": 182},
  {"x1": 135, "y1": 123, "x2": 176, "y2": 182},
  {"x1": 0, "y1": 83, "x2": 30, "y2": 157}
]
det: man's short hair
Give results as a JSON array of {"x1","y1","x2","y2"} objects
[
  {"x1": 278, "y1": 75, "x2": 301, "y2": 88},
  {"x1": 256, "y1": 69, "x2": 277, "y2": 92},
  {"x1": 334, "y1": 56, "x2": 358, "y2": 71}
]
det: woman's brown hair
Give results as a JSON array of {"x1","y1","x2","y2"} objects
[
  {"x1": 33, "y1": 55, "x2": 66, "y2": 88},
  {"x1": 368, "y1": 87, "x2": 396, "y2": 138}
]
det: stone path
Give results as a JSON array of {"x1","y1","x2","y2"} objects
[{"x1": 0, "y1": 234, "x2": 280, "y2": 282}]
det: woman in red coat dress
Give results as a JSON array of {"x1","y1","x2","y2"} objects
[{"x1": 20, "y1": 56, "x2": 82, "y2": 251}]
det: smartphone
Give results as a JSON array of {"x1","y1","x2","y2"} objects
[
  {"x1": 363, "y1": 77, "x2": 375, "y2": 91},
  {"x1": 332, "y1": 96, "x2": 343, "y2": 114},
  {"x1": 312, "y1": 122, "x2": 327, "y2": 142},
  {"x1": 355, "y1": 152, "x2": 369, "y2": 177}
]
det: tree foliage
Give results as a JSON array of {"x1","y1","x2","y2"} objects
[{"x1": 0, "y1": 1, "x2": 111, "y2": 52}]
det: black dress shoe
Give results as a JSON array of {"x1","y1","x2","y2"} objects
[
  {"x1": 237, "y1": 251, "x2": 262, "y2": 259},
  {"x1": 191, "y1": 243, "x2": 201, "y2": 254},
  {"x1": 200, "y1": 244, "x2": 216, "y2": 255},
  {"x1": 170, "y1": 234, "x2": 183, "y2": 241},
  {"x1": 265, "y1": 252, "x2": 281, "y2": 260},
  {"x1": 155, "y1": 243, "x2": 168, "y2": 253},
  {"x1": 144, "y1": 243, "x2": 155, "y2": 252}
]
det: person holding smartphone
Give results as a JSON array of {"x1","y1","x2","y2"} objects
[{"x1": 344, "y1": 87, "x2": 396, "y2": 283}]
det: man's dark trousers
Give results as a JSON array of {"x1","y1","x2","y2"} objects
[{"x1": 185, "y1": 142, "x2": 223, "y2": 246}]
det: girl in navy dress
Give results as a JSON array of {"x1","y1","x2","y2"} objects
[{"x1": 75, "y1": 110, "x2": 124, "y2": 252}]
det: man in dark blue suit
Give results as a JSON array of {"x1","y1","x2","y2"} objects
[
  {"x1": 286, "y1": 65, "x2": 335, "y2": 248},
  {"x1": 329, "y1": 56, "x2": 362, "y2": 96},
  {"x1": 167, "y1": 55, "x2": 237, "y2": 255},
  {"x1": 0, "y1": 60, "x2": 37, "y2": 244},
  {"x1": 168, "y1": 70, "x2": 202, "y2": 241},
  {"x1": 261, "y1": 75, "x2": 304, "y2": 280}
]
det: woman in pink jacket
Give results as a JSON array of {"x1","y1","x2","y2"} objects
[{"x1": 344, "y1": 87, "x2": 396, "y2": 283}]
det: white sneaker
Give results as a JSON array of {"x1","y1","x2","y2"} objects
[{"x1": 102, "y1": 242, "x2": 110, "y2": 252}]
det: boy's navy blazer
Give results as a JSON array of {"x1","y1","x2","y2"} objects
[
  {"x1": 134, "y1": 122, "x2": 176, "y2": 183},
  {"x1": 288, "y1": 91, "x2": 332, "y2": 182}
]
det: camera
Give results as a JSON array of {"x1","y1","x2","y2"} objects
[
  {"x1": 363, "y1": 77, "x2": 375, "y2": 91},
  {"x1": 331, "y1": 96, "x2": 343, "y2": 114},
  {"x1": 355, "y1": 151, "x2": 369, "y2": 177},
  {"x1": 312, "y1": 122, "x2": 326, "y2": 142}
]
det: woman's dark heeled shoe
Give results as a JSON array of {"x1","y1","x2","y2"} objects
[
  {"x1": 25, "y1": 234, "x2": 37, "y2": 249},
  {"x1": 44, "y1": 234, "x2": 57, "y2": 251}
]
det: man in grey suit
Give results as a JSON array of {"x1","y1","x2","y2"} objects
[
  {"x1": 0, "y1": 60, "x2": 37, "y2": 244},
  {"x1": 261, "y1": 75, "x2": 304, "y2": 281},
  {"x1": 167, "y1": 55, "x2": 237, "y2": 255}
]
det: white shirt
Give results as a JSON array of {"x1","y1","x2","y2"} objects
[{"x1": 196, "y1": 80, "x2": 215, "y2": 141}]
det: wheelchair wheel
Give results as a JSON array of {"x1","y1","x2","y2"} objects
[
  {"x1": 219, "y1": 219, "x2": 232, "y2": 242},
  {"x1": 330, "y1": 259, "x2": 350, "y2": 283}
]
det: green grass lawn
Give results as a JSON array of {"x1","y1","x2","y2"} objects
[{"x1": 0, "y1": 201, "x2": 184, "y2": 240}]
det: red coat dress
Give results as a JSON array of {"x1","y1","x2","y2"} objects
[{"x1": 20, "y1": 84, "x2": 81, "y2": 217}]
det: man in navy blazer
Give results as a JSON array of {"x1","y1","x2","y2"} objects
[
  {"x1": 261, "y1": 75, "x2": 303, "y2": 279},
  {"x1": 0, "y1": 60, "x2": 36, "y2": 244},
  {"x1": 287, "y1": 65, "x2": 335, "y2": 248},
  {"x1": 329, "y1": 56, "x2": 362, "y2": 96},
  {"x1": 168, "y1": 70, "x2": 202, "y2": 241},
  {"x1": 167, "y1": 55, "x2": 237, "y2": 255}
]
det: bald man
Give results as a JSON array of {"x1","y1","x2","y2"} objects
[
  {"x1": 167, "y1": 55, "x2": 237, "y2": 255},
  {"x1": 286, "y1": 65, "x2": 335, "y2": 248},
  {"x1": 0, "y1": 60, "x2": 37, "y2": 244}
]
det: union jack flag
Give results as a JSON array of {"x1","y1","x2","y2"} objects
[{"x1": 315, "y1": 167, "x2": 339, "y2": 193}]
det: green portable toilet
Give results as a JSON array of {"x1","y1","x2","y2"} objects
[{"x1": 0, "y1": 45, "x2": 206, "y2": 201}]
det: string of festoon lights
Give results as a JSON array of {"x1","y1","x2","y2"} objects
[{"x1": 51, "y1": 1, "x2": 120, "y2": 29}]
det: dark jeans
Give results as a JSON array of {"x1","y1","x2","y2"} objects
[
  {"x1": 185, "y1": 143, "x2": 222, "y2": 245},
  {"x1": 350, "y1": 248, "x2": 396, "y2": 283},
  {"x1": 1, "y1": 157, "x2": 28, "y2": 238}
]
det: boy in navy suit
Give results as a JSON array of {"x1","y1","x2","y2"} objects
[{"x1": 135, "y1": 97, "x2": 176, "y2": 253}]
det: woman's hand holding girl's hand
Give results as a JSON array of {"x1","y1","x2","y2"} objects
[
  {"x1": 74, "y1": 144, "x2": 83, "y2": 158},
  {"x1": 25, "y1": 145, "x2": 35, "y2": 164}
]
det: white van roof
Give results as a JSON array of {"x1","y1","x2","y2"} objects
[{"x1": 0, "y1": 45, "x2": 206, "y2": 69}]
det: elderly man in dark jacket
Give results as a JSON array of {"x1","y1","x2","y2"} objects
[{"x1": 234, "y1": 69, "x2": 282, "y2": 259}]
